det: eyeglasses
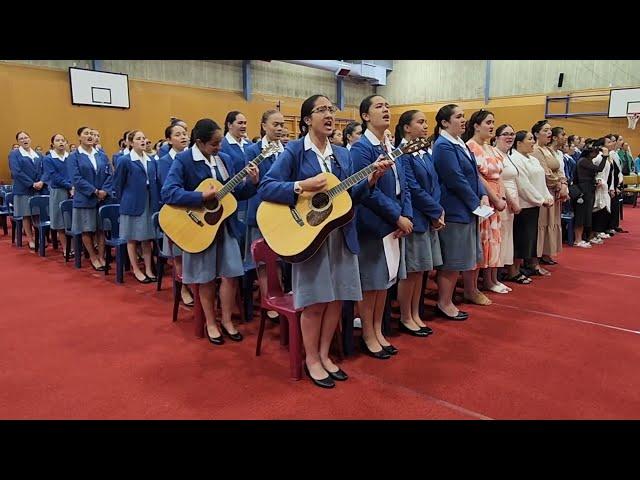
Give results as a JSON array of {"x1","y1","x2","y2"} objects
[{"x1": 312, "y1": 105, "x2": 337, "y2": 114}]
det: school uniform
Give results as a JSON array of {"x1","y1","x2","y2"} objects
[
  {"x1": 157, "y1": 143, "x2": 171, "y2": 159},
  {"x1": 43, "y1": 150, "x2": 72, "y2": 230},
  {"x1": 221, "y1": 133, "x2": 251, "y2": 221},
  {"x1": 9, "y1": 146, "x2": 44, "y2": 217},
  {"x1": 260, "y1": 135, "x2": 372, "y2": 309},
  {"x1": 114, "y1": 150, "x2": 160, "y2": 241},
  {"x1": 432, "y1": 131, "x2": 486, "y2": 272},
  {"x1": 350, "y1": 130, "x2": 411, "y2": 291},
  {"x1": 161, "y1": 145, "x2": 256, "y2": 284},
  {"x1": 243, "y1": 136, "x2": 284, "y2": 267},
  {"x1": 67, "y1": 145, "x2": 113, "y2": 234},
  {"x1": 401, "y1": 139, "x2": 443, "y2": 272},
  {"x1": 157, "y1": 148, "x2": 184, "y2": 257}
]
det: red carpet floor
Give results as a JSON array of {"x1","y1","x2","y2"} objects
[{"x1": 1, "y1": 209, "x2": 639, "y2": 419}]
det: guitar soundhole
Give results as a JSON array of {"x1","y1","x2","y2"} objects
[
  {"x1": 204, "y1": 198, "x2": 220, "y2": 211},
  {"x1": 311, "y1": 192, "x2": 330, "y2": 210},
  {"x1": 204, "y1": 208, "x2": 223, "y2": 226},
  {"x1": 306, "y1": 204, "x2": 332, "y2": 227}
]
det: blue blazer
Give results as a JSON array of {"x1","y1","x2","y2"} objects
[
  {"x1": 43, "y1": 154, "x2": 72, "y2": 190},
  {"x1": 221, "y1": 137, "x2": 251, "y2": 216},
  {"x1": 161, "y1": 148, "x2": 257, "y2": 242},
  {"x1": 350, "y1": 134, "x2": 412, "y2": 239},
  {"x1": 67, "y1": 149, "x2": 113, "y2": 208},
  {"x1": 403, "y1": 150, "x2": 443, "y2": 233},
  {"x1": 157, "y1": 143, "x2": 171, "y2": 158},
  {"x1": 113, "y1": 154, "x2": 161, "y2": 216},
  {"x1": 243, "y1": 140, "x2": 279, "y2": 228},
  {"x1": 432, "y1": 135, "x2": 486, "y2": 224},
  {"x1": 9, "y1": 149, "x2": 44, "y2": 195},
  {"x1": 157, "y1": 152, "x2": 178, "y2": 198},
  {"x1": 259, "y1": 138, "x2": 371, "y2": 255}
]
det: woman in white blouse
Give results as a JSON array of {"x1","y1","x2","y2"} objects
[{"x1": 505, "y1": 131, "x2": 554, "y2": 283}]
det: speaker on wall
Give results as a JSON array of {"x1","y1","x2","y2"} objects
[{"x1": 558, "y1": 73, "x2": 564, "y2": 88}]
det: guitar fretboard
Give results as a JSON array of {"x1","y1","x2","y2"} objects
[
  {"x1": 327, "y1": 147, "x2": 403, "y2": 199},
  {"x1": 215, "y1": 152, "x2": 267, "y2": 200}
]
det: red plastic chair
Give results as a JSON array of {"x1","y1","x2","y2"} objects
[{"x1": 251, "y1": 238, "x2": 303, "y2": 381}]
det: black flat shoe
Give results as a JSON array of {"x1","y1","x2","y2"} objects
[
  {"x1": 220, "y1": 324, "x2": 243, "y2": 342},
  {"x1": 359, "y1": 337, "x2": 391, "y2": 359},
  {"x1": 326, "y1": 368, "x2": 349, "y2": 381},
  {"x1": 205, "y1": 324, "x2": 225, "y2": 345},
  {"x1": 382, "y1": 344, "x2": 399, "y2": 355},
  {"x1": 540, "y1": 257, "x2": 557, "y2": 265},
  {"x1": 435, "y1": 305, "x2": 469, "y2": 321},
  {"x1": 92, "y1": 264, "x2": 106, "y2": 272},
  {"x1": 146, "y1": 275, "x2": 158, "y2": 282},
  {"x1": 304, "y1": 364, "x2": 335, "y2": 389},
  {"x1": 399, "y1": 321, "x2": 429, "y2": 337},
  {"x1": 135, "y1": 274, "x2": 152, "y2": 284},
  {"x1": 419, "y1": 325, "x2": 433, "y2": 335}
]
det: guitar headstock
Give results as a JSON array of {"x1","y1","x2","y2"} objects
[{"x1": 400, "y1": 137, "x2": 429, "y2": 155}]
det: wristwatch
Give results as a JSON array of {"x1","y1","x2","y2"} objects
[{"x1": 294, "y1": 181, "x2": 303, "y2": 194}]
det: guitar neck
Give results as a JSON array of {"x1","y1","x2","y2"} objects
[
  {"x1": 328, "y1": 147, "x2": 403, "y2": 199},
  {"x1": 216, "y1": 152, "x2": 267, "y2": 199}
]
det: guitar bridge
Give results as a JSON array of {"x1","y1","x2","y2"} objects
[
  {"x1": 289, "y1": 207, "x2": 304, "y2": 226},
  {"x1": 187, "y1": 211, "x2": 204, "y2": 226}
]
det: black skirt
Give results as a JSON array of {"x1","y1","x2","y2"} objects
[
  {"x1": 572, "y1": 183, "x2": 596, "y2": 228},
  {"x1": 513, "y1": 207, "x2": 539, "y2": 260}
]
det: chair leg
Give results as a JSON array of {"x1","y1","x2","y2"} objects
[
  {"x1": 115, "y1": 245, "x2": 125, "y2": 284},
  {"x1": 193, "y1": 284, "x2": 205, "y2": 338},
  {"x1": 0, "y1": 216, "x2": 7, "y2": 235},
  {"x1": 10, "y1": 218, "x2": 15, "y2": 244},
  {"x1": 157, "y1": 256, "x2": 166, "y2": 292},
  {"x1": 38, "y1": 227, "x2": 46, "y2": 257},
  {"x1": 172, "y1": 279, "x2": 181, "y2": 322},
  {"x1": 287, "y1": 313, "x2": 303, "y2": 381},
  {"x1": 256, "y1": 308, "x2": 268, "y2": 356},
  {"x1": 74, "y1": 235, "x2": 82, "y2": 268},
  {"x1": 419, "y1": 272, "x2": 428, "y2": 320},
  {"x1": 280, "y1": 310, "x2": 289, "y2": 347},
  {"x1": 341, "y1": 301, "x2": 355, "y2": 356},
  {"x1": 52, "y1": 230, "x2": 59, "y2": 250},
  {"x1": 242, "y1": 270, "x2": 256, "y2": 323},
  {"x1": 16, "y1": 219, "x2": 23, "y2": 247}
]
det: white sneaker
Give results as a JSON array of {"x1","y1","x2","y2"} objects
[
  {"x1": 590, "y1": 237, "x2": 603, "y2": 245},
  {"x1": 598, "y1": 232, "x2": 610, "y2": 239},
  {"x1": 574, "y1": 241, "x2": 592, "y2": 248},
  {"x1": 353, "y1": 317, "x2": 362, "y2": 329}
]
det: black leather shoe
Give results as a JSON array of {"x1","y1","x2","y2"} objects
[
  {"x1": 205, "y1": 325, "x2": 225, "y2": 345},
  {"x1": 134, "y1": 273, "x2": 152, "y2": 283},
  {"x1": 327, "y1": 368, "x2": 349, "y2": 381},
  {"x1": 360, "y1": 337, "x2": 391, "y2": 359},
  {"x1": 399, "y1": 321, "x2": 429, "y2": 337},
  {"x1": 419, "y1": 325, "x2": 434, "y2": 335},
  {"x1": 382, "y1": 344, "x2": 399, "y2": 355},
  {"x1": 435, "y1": 305, "x2": 469, "y2": 321},
  {"x1": 146, "y1": 275, "x2": 158, "y2": 282},
  {"x1": 220, "y1": 324, "x2": 243, "y2": 342},
  {"x1": 304, "y1": 364, "x2": 335, "y2": 389}
]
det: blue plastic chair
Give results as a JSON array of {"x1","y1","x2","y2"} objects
[
  {"x1": 5, "y1": 193, "x2": 23, "y2": 247},
  {"x1": 99, "y1": 204, "x2": 127, "y2": 284},
  {"x1": 0, "y1": 191, "x2": 9, "y2": 235},
  {"x1": 29, "y1": 195, "x2": 52, "y2": 257},
  {"x1": 59, "y1": 200, "x2": 82, "y2": 266}
]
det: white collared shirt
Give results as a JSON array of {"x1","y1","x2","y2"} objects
[
  {"x1": 304, "y1": 134, "x2": 334, "y2": 173},
  {"x1": 400, "y1": 137, "x2": 427, "y2": 163},
  {"x1": 19, "y1": 146, "x2": 38, "y2": 161},
  {"x1": 50, "y1": 150, "x2": 69, "y2": 161},
  {"x1": 78, "y1": 145, "x2": 98, "y2": 171},
  {"x1": 191, "y1": 145, "x2": 229, "y2": 181},
  {"x1": 225, "y1": 132, "x2": 249, "y2": 153},
  {"x1": 346, "y1": 143, "x2": 352, "y2": 151},
  {"x1": 130, "y1": 149, "x2": 151, "y2": 184},
  {"x1": 439, "y1": 130, "x2": 472, "y2": 160},
  {"x1": 168, "y1": 148, "x2": 178, "y2": 160},
  {"x1": 261, "y1": 136, "x2": 284, "y2": 157},
  {"x1": 364, "y1": 129, "x2": 400, "y2": 195}
]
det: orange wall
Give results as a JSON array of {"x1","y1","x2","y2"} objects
[
  {"x1": 0, "y1": 62, "x2": 361, "y2": 182},
  {"x1": 390, "y1": 93, "x2": 640, "y2": 154}
]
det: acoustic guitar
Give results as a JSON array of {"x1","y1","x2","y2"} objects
[
  {"x1": 159, "y1": 143, "x2": 280, "y2": 253},
  {"x1": 256, "y1": 137, "x2": 428, "y2": 263}
]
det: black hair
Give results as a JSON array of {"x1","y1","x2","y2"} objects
[
  {"x1": 461, "y1": 109, "x2": 494, "y2": 143},
  {"x1": 531, "y1": 119, "x2": 550, "y2": 142},
  {"x1": 359, "y1": 94, "x2": 385, "y2": 134},
  {"x1": 15, "y1": 131, "x2": 29, "y2": 141},
  {"x1": 343, "y1": 121, "x2": 361, "y2": 147},
  {"x1": 224, "y1": 111, "x2": 243, "y2": 135},
  {"x1": 190, "y1": 118, "x2": 221, "y2": 147},
  {"x1": 260, "y1": 109, "x2": 280, "y2": 138},
  {"x1": 393, "y1": 110, "x2": 420, "y2": 148},
  {"x1": 299, "y1": 94, "x2": 330, "y2": 138},
  {"x1": 433, "y1": 104, "x2": 459, "y2": 139},
  {"x1": 77, "y1": 126, "x2": 91, "y2": 137},
  {"x1": 50, "y1": 133, "x2": 66, "y2": 149},
  {"x1": 165, "y1": 123, "x2": 186, "y2": 139},
  {"x1": 511, "y1": 130, "x2": 531, "y2": 154}
]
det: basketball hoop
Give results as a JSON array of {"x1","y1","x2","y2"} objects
[{"x1": 627, "y1": 113, "x2": 640, "y2": 130}]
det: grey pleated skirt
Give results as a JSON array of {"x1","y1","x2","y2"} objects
[
  {"x1": 436, "y1": 220, "x2": 483, "y2": 272},
  {"x1": 292, "y1": 229, "x2": 363, "y2": 309},
  {"x1": 49, "y1": 188, "x2": 68, "y2": 230},
  {"x1": 358, "y1": 234, "x2": 407, "y2": 292},
  {"x1": 160, "y1": 233, "x2": 183, "y2": 257},
  {"x1": 72, "y1": 207, "x2": 101, "y2": 234},
  {"x1": 13, "y1": 194, "x2": 32, "y2": 218},
  {"x1": 119, "y1": 190, "x2": 155, "y2": 241},
  {"x1": 244, "y1": 225, "x2": 264, "y2": 269},
  {"x1": 405, "y1": 228, "x2": 443, "y2": 273},
  {"x1": 182, "y1": 223, "x2": 244, "y2": 284}
]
